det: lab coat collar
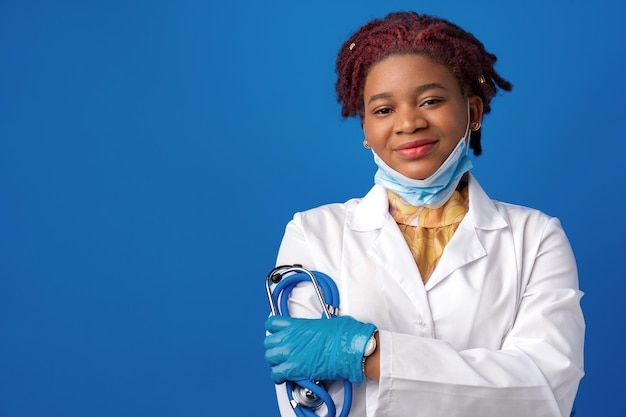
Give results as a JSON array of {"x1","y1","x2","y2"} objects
[
  {"x1": 465, "y1": 174, "x2": 508, "y2": 230},
  {"x1": 349, "y1": 173, "x2": 509, "y2": 293},
  {"x1": 349, "y1": 173, "x2": 508, "y2": 232}
]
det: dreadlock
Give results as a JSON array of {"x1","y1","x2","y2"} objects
[{"x1": 335, "y1": 11, "x2": 512, "y2": 156}]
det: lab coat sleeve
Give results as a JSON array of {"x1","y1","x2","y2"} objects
[
  {"x1": 270, "y1": 215, "x2": 343, "y2": 417},
  {"x1": 375, "y1": 216, "x2": 584, "y2": 417},
  {"x1": 273, "y1": 215, "x2": 326, "y2": 319}
]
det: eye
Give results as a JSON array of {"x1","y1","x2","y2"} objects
[
  {"x1": 373, "y1": 107, "x2": 394, "y2": 115},
  {"x1": 421, "y1": 98, "x2": 444, "y2": 107}
]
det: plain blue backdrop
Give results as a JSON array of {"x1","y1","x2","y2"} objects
[{"x1": 1, "y1": 0, "x2": 624, "y2": 416}]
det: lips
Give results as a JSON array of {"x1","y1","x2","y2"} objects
[{"x1": 395, "y1": 139, "x2": 437, "y2": 158}]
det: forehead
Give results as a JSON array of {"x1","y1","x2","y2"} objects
[{"x1": 364, "y1": 54, "x2": 460, "y2": 94}]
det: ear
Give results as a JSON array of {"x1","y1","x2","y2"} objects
[{"x1": 469, "y1": 95, "x2": 484, "y2": 124}]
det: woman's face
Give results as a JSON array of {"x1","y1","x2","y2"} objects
[{"x1": 361, "y1": 54, "x2": 483, "y2": 180}]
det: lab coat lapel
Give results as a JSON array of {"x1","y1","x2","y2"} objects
[
  {"x1": 424, "y1": 215, "x2": 485, "y2": 290},
  {"x1": 350, "y1": 185, "x2": 435, "y2": 330},
  {"x1": 425, "y1": 174, "x2": 508, "y2": 290}
]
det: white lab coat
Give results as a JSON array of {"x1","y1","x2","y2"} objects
[{"x1": 271, "y1": 174, "x2": 584, "y2": 417}]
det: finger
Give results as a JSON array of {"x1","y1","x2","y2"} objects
[
  {"x1": 271, "y1": 367, "x2": 287, "y2": 385},
  {"x1": 264, "y1": 315, "x2": 296, "y2": 333},
  {"x1": 271, "y1": 361, "x2": 303, "y2": 384},
  {"x1": 264, "y1": 345, "x2": 284, "y2": 366},
  {"x1": 263, "y1": 329, "x2": 288, "y2": 349}
]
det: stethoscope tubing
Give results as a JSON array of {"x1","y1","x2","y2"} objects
[
  {"x1": 266, "y1": 265, "x2": 352, "y2": 417},
  {"x1": 270, "y1": 269, "x2": 339, "y2": 320}
]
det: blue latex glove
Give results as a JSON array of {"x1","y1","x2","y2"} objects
[{"x1": 264, "y1": 315, "x2": 377, "y2": 386}]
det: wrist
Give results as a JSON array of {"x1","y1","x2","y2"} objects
[{"x1": 361, "y1": 330, "x2": 378, "y2": 378}]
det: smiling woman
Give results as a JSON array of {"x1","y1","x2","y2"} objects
[
  {"x1": 362, "y1": 54, "x2": 481, "y2": 188},
  {"x1": 262, "y1": 11, "x2": 584, "y2": 417}
]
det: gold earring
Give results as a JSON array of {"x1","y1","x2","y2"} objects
[
  {"x1": 363, "y1": 139, "x2": 371, "y2": 149},
  {"x1": 470, "y1": 121, "x2": 481, "y2": 131}
]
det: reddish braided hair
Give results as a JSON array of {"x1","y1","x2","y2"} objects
[{"x1": 335, "y1": 11, "x2": 512, "y2": 156}]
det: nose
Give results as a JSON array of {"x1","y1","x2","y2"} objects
[{"x1": 395, "y1": 105, "x2": 427, "y2": 134}]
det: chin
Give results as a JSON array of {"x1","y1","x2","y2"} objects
[{"x1": 398, "y1": 167, "x2": 435, "y2": 181}]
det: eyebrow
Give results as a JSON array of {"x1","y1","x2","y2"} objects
[{"x1": 367, "y1": 83, "x2": 448, "y2": 104}]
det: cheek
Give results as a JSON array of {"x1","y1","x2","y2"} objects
[
  {"x1": 362, "y1": 118, "x2": 381, "y2": 141},
  {"x1": 362, "y1": 125, "x2": 380, "y2": 151},
  {"x1": 362, "y1": 125, "x2": 371, "y2": 140}
]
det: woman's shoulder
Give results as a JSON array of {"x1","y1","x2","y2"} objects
[
  {"x1": 292, "y1": 185, "x2": 388, "y2": 225},
  {"x1": 493, "y1": 199, "x2": 558, "y2": 223},
  {"x1": 294, "y1": 197, "x2": 361, "y2": 222},
  {"x1": 489, "y1": 199, "x2": 572, "y2": 248},
  {"x1": 469, "y1": 176, "x2": 565, "y2": 233},
  {"x1": 290, "y1": 186, "x2": 372, "y2": 216}
]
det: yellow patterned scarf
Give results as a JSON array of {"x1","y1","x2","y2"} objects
[{"x1": 388, "y1": 183, "x2": 469, "y2": 283}]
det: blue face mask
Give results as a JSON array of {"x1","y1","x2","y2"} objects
[{"x1": 372, "y1": 105, "x2": 473, "y2": 208}]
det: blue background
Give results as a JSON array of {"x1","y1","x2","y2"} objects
[{"x1": 1, "y1": 0, "x2": 624, "y2": 416}]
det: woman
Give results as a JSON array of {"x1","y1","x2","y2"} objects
[{"x1": 264, "y1": 11, "x2": 584, "y2": 417}]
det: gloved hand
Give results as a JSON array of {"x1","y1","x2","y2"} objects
[{"x1": 264, "y1": 315, "x2": 377, "y2": 386}]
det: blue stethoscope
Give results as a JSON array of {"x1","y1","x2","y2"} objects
[{"x1": 266, "y1": 264, "x2": 353, "y2": 417}]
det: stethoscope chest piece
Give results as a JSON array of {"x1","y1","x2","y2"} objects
[{"x1": 292, "y1": 380, "x2": 326, "y2": 409}]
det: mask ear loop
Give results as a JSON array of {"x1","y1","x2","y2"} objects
[{"x1": 463, "y1": 101, "x2": 472, "y2": 156}]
